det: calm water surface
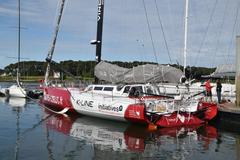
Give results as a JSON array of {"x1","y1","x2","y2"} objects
[{"x1": 0, "y1": 86, "x2": 240, "y2": 159}]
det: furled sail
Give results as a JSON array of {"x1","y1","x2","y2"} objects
[{"x1": 95, "y1": 61, "x2": 184, "y2": 84}]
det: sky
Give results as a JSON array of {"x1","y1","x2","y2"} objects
[{"x1": 0, "y1": 0, "x2": 239, "y2": 69}]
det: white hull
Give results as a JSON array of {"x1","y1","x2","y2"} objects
[
  {"x1": 69, "y1": 84, "x2": 201, "y2": 122},
  {"x1": 7, "y1": 85, "x2": 27, "y2": 98},
  {"x1": 70, "y1": 91, "x2": 137, "y2": 121}
]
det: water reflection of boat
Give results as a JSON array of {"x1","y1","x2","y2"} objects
[
  {"x1": 1, "y1": 96, "x2": 26, "y2": 160},
  {"x1": 0, "y1": 96, "x2": 27, "y2": 108},
  {"x1": 45, "y1": 111, "x2": 218, "y2": 153},
  {"x1": 5, "y1": 97, "x2": 27, "y2": 108}
]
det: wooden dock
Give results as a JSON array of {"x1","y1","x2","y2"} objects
[
  {"x1": 218, "y1": 103, "x2": 240, "y2": 114},
  {"x1": 216, "y1": 102, "x2": 240, "y2": 132}
]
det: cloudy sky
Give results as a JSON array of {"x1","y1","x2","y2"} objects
[{"x1": 0, "y1": 0, "x2": 239, "y2": 69}]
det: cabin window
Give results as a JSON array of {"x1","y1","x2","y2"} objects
[
  {"x1": 123, "y1": 86, "x2": 130, "y2": 93},
  {"x1": 145, "y1": 86, "x2": 153, "y2": 94},
  {"x1": 116, "y1": 85, "x2": 124, "y2": 91},
  {"x1": 129, "y1": 86, "x2": 143, "y2": 97},
  {"x1": 103, "y1": 87, "x2": 113, "y2": 91},
  {"x1": 94, "y1": 86, "x2": 103, "y2": 91}
]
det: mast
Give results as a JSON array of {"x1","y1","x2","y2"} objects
[
  {"x1": 16, "y1": 0, "x2": 21, "y2": 86},
  {"x1": 183, "y1": 0, "x2": 189, "y2": 76},
  {"x1": 91, "y1": 0, "x2": 104, "y2": 83},
  {"x1": 44, "y1": 0, "x2": 66, "y2": 86},
  {"x1": 95, "y1": 0, "x2": 104, "y2": 64}
]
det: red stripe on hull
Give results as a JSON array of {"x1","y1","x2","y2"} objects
[
  {"x1": 198, "y1": 102, "x2": 218, "y2": 121},
  {"x1": 125, "y1": 102, "x2": 217, "y2": 128},
  {"x1": 42, "y1": 87, "x2": 75, "y2": 113}
]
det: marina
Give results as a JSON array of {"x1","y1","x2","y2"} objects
[{"x1": 0, "y1": 0, "x2": 240, "y2": 159}]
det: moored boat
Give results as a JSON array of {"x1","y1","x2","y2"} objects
[
  {"x1": 68, "y1": 84, "x2": 217, "y2": 128},
  {"x1": 42, "y1": 82, "x2": 217, "y2": 128}
]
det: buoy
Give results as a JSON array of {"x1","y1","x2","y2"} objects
[{"x1": 148, "y1": 123, "x2": 158, "y2": 131}]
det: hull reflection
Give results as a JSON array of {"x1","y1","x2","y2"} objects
[
  {"x1": 0, "y1": 97, "x2": 27, "y2": 108},
  {"x1": 45, "y1": 111, "x2": 218, "y2": 153}
]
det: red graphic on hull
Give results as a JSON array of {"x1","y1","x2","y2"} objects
[{"x1": 42, "y1": 87, "x2": 75, "y2": 112}]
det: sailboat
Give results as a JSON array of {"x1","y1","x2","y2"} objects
[
  {"x1": 41, "y1": 0, "x2": 217, "y2": 128},
  {"x1": 4, "y1": 0, "x2": 27, "y2": 98},
  {"x1": 4, "y1": 0, "x2": 43, "y2": 99}
]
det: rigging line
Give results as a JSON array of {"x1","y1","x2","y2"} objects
[
  {"x1": 226, "y1": 0, "x2": 240, "y2": 64},
  {"x1": 142, "y1": 0, "x2": 158, "y2": 64},
  {"x1": 193, "y1": 0, "x2": 219, "y2": 66},
  {"x1": 212, "y1": 0, "x2": 230, "y2": 66},
  {"x1": 154, "y1": 0, "x2": 172, "y2": 64}
]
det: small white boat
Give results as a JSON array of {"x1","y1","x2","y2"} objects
[
  {"x1": 4, "y1": 0, "x2": 27, "y2": 99},
  {"x1": 5, "y1": 84, "x2": 27, "y2": 98}
]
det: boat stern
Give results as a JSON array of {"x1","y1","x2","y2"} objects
[{"x1": 124, "y1": 104, "x2": 147, "y2": 124}]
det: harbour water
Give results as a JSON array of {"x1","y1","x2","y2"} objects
[{"x1": 0, "y1": 85, "x2": 240, "y2": 160}]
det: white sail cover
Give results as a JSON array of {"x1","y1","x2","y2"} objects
[
  {"x1": 95, "y1": 61, "x2": 184, "y2": 84},
  {"x1": 211, "y1": 64, "x2": 235, "y2": 78}
]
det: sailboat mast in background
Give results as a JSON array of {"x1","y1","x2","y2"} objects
[
  {"x1": 183, "y1": 0, "x2": 189, "y2": 76},
  {"x1": 16, "y1": 0, "x2": 21, "y2": 86}
]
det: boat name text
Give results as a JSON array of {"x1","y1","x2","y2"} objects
[
  {"x1": 76, "y1": 100, "x2": 93, "y2": 107},
  {"x1": 44, "y1": 94, "x2": 63, "y2": 105},
  {"x1": 98, "y1": 104, "x2": 123, "y2": 112},
  {"x1": 97, "y1": 0, "x2": 103, "y2": 21}
]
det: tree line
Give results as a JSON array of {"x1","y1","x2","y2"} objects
[{"x1": 1, "y1": 60, "x2": 215, "y2": 80}]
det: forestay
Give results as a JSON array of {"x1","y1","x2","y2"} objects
[{"x1": 95, "y1": 61, "x2": 184, "y2": 84}]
